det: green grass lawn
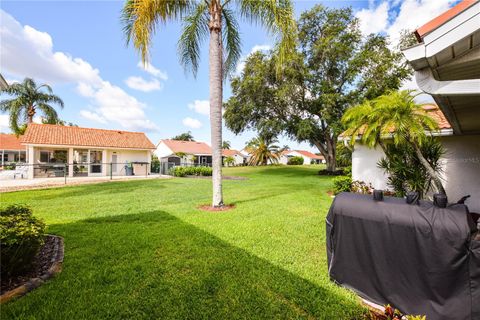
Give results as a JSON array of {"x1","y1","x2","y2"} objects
[{"x1": 1, "y1": 165, "x2": 365, "y2": 319}]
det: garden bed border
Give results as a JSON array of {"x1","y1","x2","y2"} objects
[{"x1": 0, "y1": 235, "x2": 64, "y2": 304}]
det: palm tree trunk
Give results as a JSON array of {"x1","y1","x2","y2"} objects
[
  {"x1": 209, "y1": 2, "x2": 224, "y2": 207},
  {"x1": 27, "y1": 105, "x2": 35, "y2": 123},
  {"x1": 413, "y1": 144, "x2": 446, "y2": 196}
]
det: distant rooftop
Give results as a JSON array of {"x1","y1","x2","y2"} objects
[{"x1": 22, "y1": 123, "x2": 156, "y2": 149}]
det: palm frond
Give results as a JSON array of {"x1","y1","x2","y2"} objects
[
  {"x1": 222, "y1": 8, "x2": 241, "y2": 79},
  {"x1": 122, "y1": 0, "x2": 194, "y2": 63},
  {"x1": 236, "y1": 0, "x2": 296, "y2": 74},
  {"x1": 177, "y1": 2, "x2": 209, "y2": 77}
]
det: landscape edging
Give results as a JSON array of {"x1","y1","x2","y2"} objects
[{"x1": 0, "y1": 235, "x2": 64, "y2": 304}]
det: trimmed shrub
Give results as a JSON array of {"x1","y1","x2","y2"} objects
[
  {"x1": 170, "y1": 166, "x2": 212, "y2": 177},
  {"x1": 0, "y1": 204, "x2": 45, "y2": 277},
  {"x1": 287, "y1": 156, "x2": 304, "y2": 165},
  {"x1": 332, "y1": 176, "x2": 352, "y2": 195}
]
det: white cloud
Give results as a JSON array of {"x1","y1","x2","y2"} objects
[
  {"x1": 354, "y1": 1, "x2": 455, "y2": 94},
  {"x1": 386, "y1": 0, "x2": 452, "y2": 45},
  {"x1": 236, "y1": 44, "x2": 272, "y2": 75},
  {"x1": 182, "y1": 117, "x2": 202, "y2": 129},
  {"x1": 355, "y1": 0, "x2": 453, "y2": 45},
  {"x1": 250, "y1": 45, "x2": 272, "y2": 53},
  {"x1": 188, "y1": 100, "x2": 210, "y2": 116},
  {"x1": 137, "y1": 61, "x2": 168, "y2": 80},
  {"x1": 356, "y1": 2, "x2": 389, "y2": 35},
  {"x1": 80, "y1": 110, "x2": 107, "y2": 124},
  {"x1": 125, "y1": 76, "x2": 162, "y2": 92},
  {"x1": 0, "y1": 10, "x2": 158, "y2": 132}
]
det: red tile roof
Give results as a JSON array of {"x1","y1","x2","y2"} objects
[
  {"x1": 415, "y1": 0, "x2": 477, "y2": 41},
  {"x1": 222, "y1": 149, "x2": 243, "y2": 157},
  {"x1": 160, "y1": 139, "x2": 212, "y2": 155},
  {"x1": 290, "y1": 150, "x2": 324, "y2": 160},
  {"x1": 22, "y1": 124, "x2": 155, "y2": 149},
  {"x1": 0, "y1": 134, "x2": 24, "y2": 151},
  {"x1": 422, "y1": 105, "x2": 452, "y2": 130}
]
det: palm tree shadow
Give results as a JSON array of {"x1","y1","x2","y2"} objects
[{"x1": 3, "y1": 210, "x2": 364, "y2": 319}]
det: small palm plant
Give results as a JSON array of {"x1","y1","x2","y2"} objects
[
  {"x1": 247, "y1": 135, "x2": 280, "y2": 166},
  {"x1": 121, "y1": 0, "x2": 296, "y2": 207},
  {"x1": 224, "y1": 156, "x2": 235, "y2": 167},
  {"x1": 0, "y1": 78, "x2": 64, "y2": 135},
  {"x1": 342, "y1": 90, "x2": 446, "y2": 195}
]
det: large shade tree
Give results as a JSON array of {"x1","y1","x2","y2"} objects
[
  {"x1": 224, "y1": 5, "x2": 411, "y2": 172},
  {"x1": 0, "y1": 78, "x2": 64, "y2": 135},
  {"x1": 342, "y1": 90, "x2": 446, "y2": 195},
  {"x1": 122, "y1": 0, "x2": 296, "y2": 207}
]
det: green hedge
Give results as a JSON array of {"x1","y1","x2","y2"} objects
[
  {"x1": 332, "y1": 176, "x2": 352, "y2": 195},
  {"x1": 0, "y1": 204, "x2": 45, "y2": 277},
  {"x1": 170, "y1": 166, "x2": 213, "y2": 177},
  {"x1": 287, "y1": 156, "x2": 304, "y2": 165}
]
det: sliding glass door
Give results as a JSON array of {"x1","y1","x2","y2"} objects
[{"x1": 90, "y1": 150, "x2": 103, "y2": 174}]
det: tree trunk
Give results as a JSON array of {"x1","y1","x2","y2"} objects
[
  {"x1": 413, "y1": 144, "x2": 446, "y2": 196},
  {"x1": 209, "y1": 2, "x2": 224, "y2": 207},
  {"x1": 27, "y1": 105, "x2": 35, "y2": 123},
  {"x1": 325, "y1": 136, "x2": 336, "y2": 172}
]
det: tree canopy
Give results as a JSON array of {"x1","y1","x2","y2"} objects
[
  {"x1": 0, "y1": 78, "x2": 64, "y2": 135},
  {"x1": 224, "y1": 5, "x2": 412, "y2": 171},
  {"x1": 172, "y1": 131, "x2": 195, "y2": 141}
]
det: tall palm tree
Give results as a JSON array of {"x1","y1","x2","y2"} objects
[
  {"x1": 342, "y1": 90, "x2": 446, "y2": 195},
  {"x1": 247, "y1": 135, "x2": 280, "y2": 166},
  {"x1": 122, "y1": 0, "x2": 296, "y2": 207},
  {"x1": 0, "y1": 78, "x2": 64, "y2": 135}
]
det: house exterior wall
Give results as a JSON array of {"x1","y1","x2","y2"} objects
[
  {"x1": 352, "y1": 135, "x2": 480, "y2": 212},
  {"x1": 25, "y1": 144, "x2": 151, "y2": 178},
  {"x1": 233, "y1": 154, "x2": 245, "y2": 165},
  {"x1": 280, "y1": 151, "x2": 315, "y2": 165},
  {"x1": 154, "y1": 142, "x2": 173, "y2": 158},
  {"x1": 352, "y1": 144, "x2": 389, "y2": 190}
]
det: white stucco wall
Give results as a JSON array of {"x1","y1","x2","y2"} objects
[
  {"x1": 440, "y1": 135, "x2": 480, "y2": 212},
  {"x1": 352, "y1": 144, "x2": 389, "y2": 190},
  {"x1": 154, "y1": 142, "x2": 173, "y2": 158},
  {"x1": 352, "y1": 135, "x2": 480, "y2": 212},
  {"x1": 280, "y1": 151, "x2": 312, "y2": 165},
  {"x1": 232, "y1": 154, "x2": 245, "y2": 165}
]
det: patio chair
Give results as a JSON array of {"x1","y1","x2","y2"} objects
[{"x1": 13, "y1": 164, "x2": 29, "y2": 179}]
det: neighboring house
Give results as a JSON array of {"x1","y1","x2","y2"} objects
[
  {"x1": 279, "y1": 150, "x2": 325, "y2": 165},
  {"x1": 353, "y1": 1, "x2": 480, "y2": 212},
  {"x1": 155, "y1": 139, "x2": 213, "y2": 166},
  {"x1": 0, "y1": 133, "x2": 27, "y2": 165},
  {"x1": 240, "y1": 148, "x2": 253, "y2": 164},
  {"x1": 222, "y1": 149, "x2": 246, "y2": 166},
  {"x1": 22, "y1": 123, "x2": 155, "y2": 179}
]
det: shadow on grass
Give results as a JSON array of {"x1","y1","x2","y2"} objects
[{"x1": 2, "y1": 211, "x2": 364, "y2": 319}]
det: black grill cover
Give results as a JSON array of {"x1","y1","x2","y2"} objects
[{"x1": 326, "y1": 192, "x2": 480, "y2": 320}]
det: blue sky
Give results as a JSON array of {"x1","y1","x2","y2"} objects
[{"x1": 0, "y1": 0, "x2": 455, "y2": 151}]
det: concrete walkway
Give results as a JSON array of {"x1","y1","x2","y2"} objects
[{"x1": 0, "y1": 174, "x2": 171, "y2": 193}]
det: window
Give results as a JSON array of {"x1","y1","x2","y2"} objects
[
  {"x1": 90, "y1": 150, "x2": 103, "y2": 173},
  {"x1": 40, "y1": 151, "x2": 50, "y2": 163}
]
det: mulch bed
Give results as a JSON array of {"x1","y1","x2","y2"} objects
[
  {"x1": 185, "y1": 175, "x2": 248, "y2": 180},
  {"x1": 197, "y1": 204, "x2": 236, "y2": 212},
  {"x1": 1, "y1": 235, "x2": 64, "y2": 303}
]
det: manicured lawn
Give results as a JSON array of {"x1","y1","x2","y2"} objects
[{"x1": 1, "y1": 166, "x2": 365, "y2": 319}]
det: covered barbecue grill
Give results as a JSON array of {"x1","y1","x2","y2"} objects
[{"x1": 326, "y1": 192, "x2": 480, "y2": 320}]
